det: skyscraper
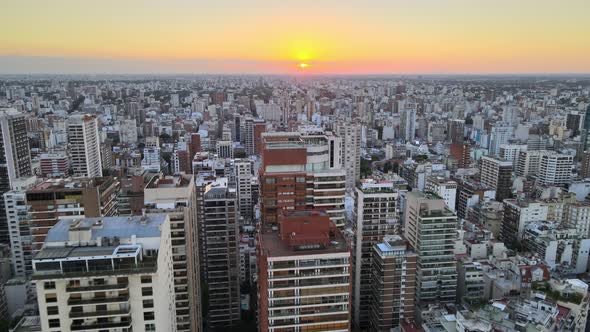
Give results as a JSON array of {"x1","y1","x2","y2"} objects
[
  {"x1": 480, "y1": 156, "x2": 513, "y2": 201},
  {"x1": 369, "y1": 236, "x2": 417, "y2": 331},
  {"x1": 32, "y1": 215, "x2": 177, "y2": 332},
  {"x1": 0, "y1": 109, "x2": 32, "y2": 245},
  {"x1": 404, "y1": 192, "x2": 458, "y2": 306},
  {"x1": 336, "y1": 123, "x2": 361, "y2": 190},
  {"x1": 352, "y1": 180, "x2": 398, "y2": 329},
  {"x1": 257, "y1": 210, "x2": 352, "y2": 332},
  {"x1": 144, "y1": 174, "x2": 202, "y2": 332},
  {"x1": 196, "y1": 175, "x2": 241, "y2": 329},
  {"x1": 68, "y1": 113, "x2": 103, "y2": 177},
  {"x1": 400, "y1": 108, "x2": 416, "y2": 142}
]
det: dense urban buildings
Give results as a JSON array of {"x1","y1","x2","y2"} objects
[{"x1": 1, "y1": 75, "x2": 590, "y2": 332}]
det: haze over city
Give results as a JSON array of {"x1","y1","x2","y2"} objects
[{"x1": 1, "y1": 0, "x2": 590, "y2": 75}]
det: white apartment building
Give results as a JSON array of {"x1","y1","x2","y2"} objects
[
  {"x1": 335, "y1": 123, "x2": 361, "y2": 190},
  {"x1": 68, "y1": 114, "x2": 103, "y2": 178},
  {"x1": 538, "y1": 153, "x2": 573, "y2": 187},
  {"x1": 425, "y1": 176, "x2": 458, "y2": 212},
  {"x1": 32, "y1": 215, "x2": 176, "y2": 332}
]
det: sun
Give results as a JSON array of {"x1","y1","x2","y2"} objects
[{"x1": 298, "y1": 63, "x2": 310, "y2": 69}]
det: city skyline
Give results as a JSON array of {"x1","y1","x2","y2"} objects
[{"x1": 1, "y1": 0, "x2": 590, "y2": 75}]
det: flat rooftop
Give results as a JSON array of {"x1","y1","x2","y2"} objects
[
  {"x1": 45, "y1": 215, "x2": 167, "y2": 243},
  {"x1": 259, "y1": 224, "x2": 349, "y2": 257}
]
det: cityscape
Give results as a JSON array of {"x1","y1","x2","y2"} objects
[{"x1": 1, "y1": 1, "x2": 590, "y2": 332}]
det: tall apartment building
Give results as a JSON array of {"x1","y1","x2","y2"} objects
[
  {"x1": 253, "y1": 119, "x2": 266, "y2": 155},
  {"x1": 425, "y1": 176, "x2": 457, "y2": 211},
  {"x1": 565, "y1": 202, "x2": 590, "y2": 238},
  {"x1": 335, "y1": 123, "x2": 361, "y2": 190},
  {"x1": 39, "y1": 153, "x2": 70, "y2": 178},
  {"x1": 32, "y1": 215, "x2": 177, "y2": 332},
  {"x1": 196, "y1": 175, "x2": 241, "y2": 329},
  {"x1": 449, "y1": 143, "x2": 471, "y2": 168},
  {"x1": 480, "y1": 156, "x2": 513, "y2": 201},
  {"x1": 499, "y1": 144, "x2": 527, "y2": 167},
  {"x1": 0, "y1": 108, "x2": 32, "y2": 245},
  {"x1": 216, "y1": 140, "x2": 234, "y2": 159},
  {"x1": 352, "y1": 179, "x2": 398, "y2": 329},
  {"x1": 68, "y1": 114, "x2": 103, "y2": 178},
  {"x1": 369, "y1": 236, "x2": 417, "y2": 331},
  {"x1": 538, "y1": 153, "x2": 573, "y2": 187},
  {"x1": 488, "y1": 124, "x2": 513, "y2": 156},
  {"x1": 447, "y1": 119, "x2": 465, "y2": 144},
  {"x1": 260, "y1": 131, "x2": 346, "y2": 227},
  {"x1": 516, "y1": 150, "x2": 545, "y2": 178},
  {"x1": 404, "y1": 192, "x2": 458, "y2": 305},
  {"x1": 501, "y1": 199, "x2": 548, "y2": 247},
  {"x1": 144, "y1": 174, "x2": 202, "y2": 332},
  {"x1": 400, "y1": 109, "x2": 417, "y2": 142},
  {"x1": 234, "y1": 159, "x2": 255, "y2": 222},
  {"x1": 257, "y1": 210, "x2": 352, "y2": 332},
  {"x1": 244, "y1": 116, "x2": 255, "y2": 155},
  {"x1": 581, "y1": 151, "x2": 590, "y2": 179},
  {"x1": 26, "y1": 177, "x2": 120, "y2": 253}
]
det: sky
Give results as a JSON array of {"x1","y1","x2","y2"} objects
[{"x1": 1, "y1": 0, "x2": 589, "y2": 75}]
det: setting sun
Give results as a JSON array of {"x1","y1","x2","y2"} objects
[{"x1": 298, "y1": 63, "x2": 310, "y2": 69}]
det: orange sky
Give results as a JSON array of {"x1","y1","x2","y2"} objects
[{"x1": 1, "y1": 0, "x2": 589, "y2": 74}]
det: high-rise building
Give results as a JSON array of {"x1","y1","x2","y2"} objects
[
  {"x1": 39, "y1": 153, "x2": 70, "y2": 178},
  {"x1": 516, "y1": 150, "x2": 545, "y2": 178},
  {"x1": 144, "y1": 174, "x2": 202, "y2": 332},
  {"x1": 216, "y1": 140, "x2": 234, "y2": 159},
  {"x1": 352, "y1": 180, "x2": 398, "y2": 329},
  {"x1": 26, "y1": 177, "x2": 120, "y2": 254},
  {"x1": 336, "y1": 123, "x2": 361, "y2": 190},
  {"x1": 68, "y1": 114, "x2": 103, "y2": 177},
  {"x1": 425, "y1": 176, "x2": 458, "y2": 211},
  {"x1": 260, "y1": 130, "x2": 346, "y2": 227},
  {"x1": 447, "y1": 119, "x2": 465, "y2": 144},
  {"x1": 584, "y1": 104, "x2": 590, "y2": 150},
  {"x1": 581, "y1": 151, "x2": 590, "y2": 179},
  {"x1": 196, "y1": 175, "x2": 241, "y2": 329},
  {"x1": 0, "y1": 108, "x2": 32, "y2": 245},
  {"x1": 566, "y1": 111, "x2": 582, "y2": 137},
  {"x1": 538, "y1": 153, "x2": 573, "y2": 187},
  {"x1": 449, "y1": 143, "x2": 471, "y2": 168},
  {"x1": 253, "y1": 119, "x2": 266, "y2": 155},
  {"x1": 404, "y1": 192, "x2": 458, "y2": 305},
  {"x1": 244, "y1": 116, "x2": 255, "y2": 156},
  {"x1": 234, "y1": 159, "x2": 255, "y2": 222},
  {"x1": 32, "y1": 215, "x2": 177, "y2": 332},
  {"x1": 488, "y1": 124, "x2": 514, "y2": 156},
  {"x1": 257, "y1": 210, "x2": 352, "y2": 332},
  {"x1": 501, "y1": 199, "x2": 548, "y2": 247},
  {"x1": 480, "y1": 156, "x2": 513, "y2": 201},
  {"x1": 400, "y1": 109, "x2": 416, "y2": 142},
  {"x1": 369, "y1": 236, "x2": 417, "y2": 331}
]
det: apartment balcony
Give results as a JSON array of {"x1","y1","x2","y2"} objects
[
  {"x1": 69, "y1": 308, "x2": 130, "y2": 319},
  {"x1": 66, "y1": 282, "x2": 129, "y2": 293},
  {"x1": 68, "y1": 294, "x2": 129, "y2": 306},
  {"x1": 70, "y1": 318, "x2": 132, "y2": 331}
]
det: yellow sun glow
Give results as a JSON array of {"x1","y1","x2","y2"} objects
[{"x1": 298, "y1": 63, "x2": 310, "y2": 69}]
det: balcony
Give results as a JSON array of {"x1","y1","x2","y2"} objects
[
  {"x1": 71, "y1": 318, "x2": 132, "y2": 331},
  {"x1": 69, "y1": 308, "x2": 130, "y2": 318},
  {"x1": 66, "y1": 282, "x2": 129, "y2": 293},
  {"x1": 68, "y1": 294, "x2": 129, "y2": 306}
]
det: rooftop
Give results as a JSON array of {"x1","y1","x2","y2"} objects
[{"x1": 45, "y1": 215, "x2": 167, "y2": 243}]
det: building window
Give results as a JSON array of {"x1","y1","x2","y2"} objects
[
  {"x1": 47, "y1": 306, "x2": 59, "y2": 315},
  {"x1": 45, "y1": 294, "x2": 57, "y2": 303},
  {"x1": 44, "y1": 281, "x2": 56, "y2": 289},
  {"x1": 143, "y1": 299, "x2": 154, "y2": 308},
  {"x1": 48, "y1": 319, "x2": 60, "y2": 328},
  {"x1": 144, "y1": 312, "x2": 155, "y2": 321},
  {"x1": 141, "y1": 276, "x2": 152, "y2": 284},
  {"x1": 145, "y1": 323, "x2": 156, "y2": 331},
  {"x1": 142, "y1": 287, "x2": 153, "y2": 296}
]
